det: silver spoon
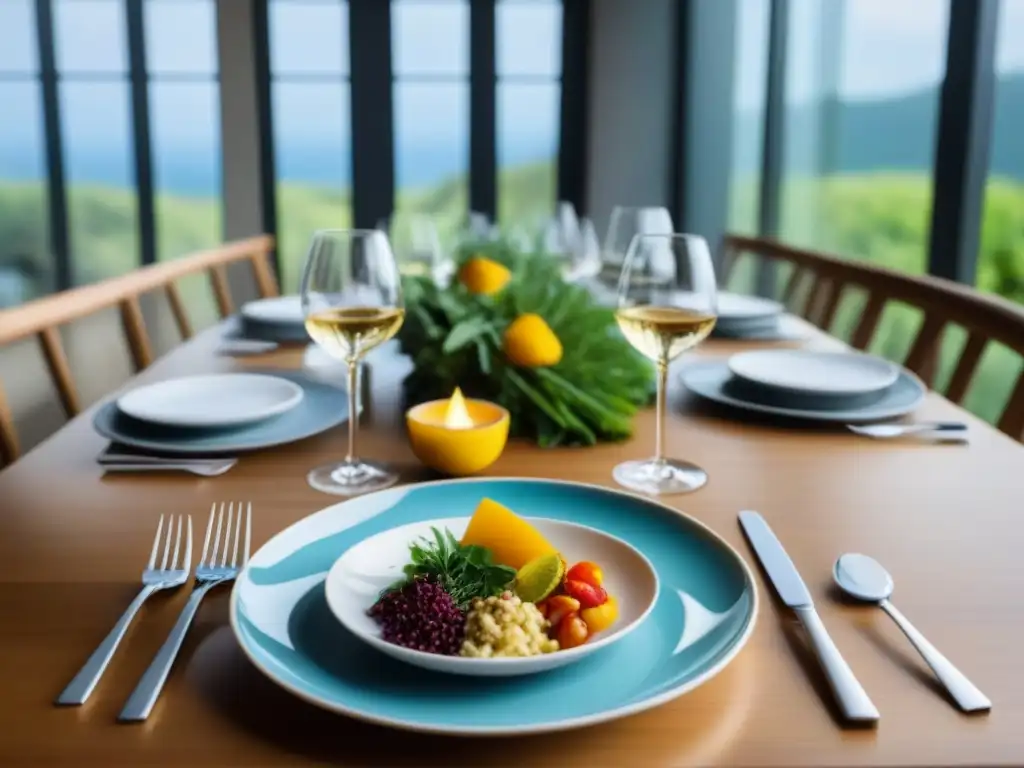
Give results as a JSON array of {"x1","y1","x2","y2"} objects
[{"x1": 833, "y1": 553, "x2": 990, "y2": 712}]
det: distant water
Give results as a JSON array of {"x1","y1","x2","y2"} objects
[{"x1": 0, "y1": 137, "x2": 554, "y2": 196}]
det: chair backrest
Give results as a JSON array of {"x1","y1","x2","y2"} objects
[
  {"x1": 0, "y1": 235, "x2": 278, "y2": 468},
  {"x1": 721, "y1": 234, "x2": 1024, "y2": 442}
]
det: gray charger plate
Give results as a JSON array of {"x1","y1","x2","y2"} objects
[
  {"x1": 94, "y1": 370, "x2": 351, "y2": 455},
  {"x1": 711, "y1": 316, "x2": 808, "y2": 342},
  {"x1": 224, "y1": 315, "x2": 310, "y2": 344},
  {"x1": 723, "y1": 376, "x2": 887, "y2": 410},
  {"x1": 679, "y1": 360, "x2": 925, "y2": 423}
]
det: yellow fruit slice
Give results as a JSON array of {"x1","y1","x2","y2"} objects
[
  {"x1": 460, "y1": 498, "x2": 558, "y2": 569},
  {"x1": 514, "y1": 553, "x2": 565, "y2": 603}
]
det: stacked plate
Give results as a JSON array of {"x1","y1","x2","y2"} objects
[
  {"x1": 680, "y1": 349, "x2": 926, "y2": 424},
  {"x1": 237, "y1": 296, "x2": 309, "y2": 344},
  {"x1": 712, "y1": 292, "x2": 788, "y2": 340},
  {"x1": 93, "y1": 371, "x2": 351, "y2": 455},
  {"x1": 231, "y1": 478, "x2": 758, "y2": 735}
]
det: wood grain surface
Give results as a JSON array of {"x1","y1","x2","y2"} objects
[{"x1": 0, "y1": 320, "x2": 1021, "y2": 767}]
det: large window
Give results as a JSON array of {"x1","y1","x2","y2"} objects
[
  {"x1": 145, "y1": 0, "x2": 222, "y2": 262},
  {"x1": 390, "y1": 0, "x2": 469, "y2": 248},
  {"x1": 269, "y1": 0, "x2": 353, "y2": 293},
  {"x1": 0, "y1": 0, "x2": 50, "y2": 306},
  {"x1": 980, "y1": 0, "x2": 1024, "y2": 305},
  {"x1": 0, "y1": 0, "x2": 223, "y2": 307},
  {"x1": 55, "y1": 0, "x2": 139, "y2": 286},
  {"x1": 2, "y1": 0, "x2": 578, "y2": 307},
  {"x1": 495, "y1": 0, "x2": 561, "y2": 227},
  {"x1": 727, "y1": 0, "x2": 770, "y2": 237},
  {"x1": 779, "y1": 0, "x2": 949, "y2": 276}
]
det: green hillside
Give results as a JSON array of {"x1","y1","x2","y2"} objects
[{"x1": 3, "y1": 166, "x2": 1024, "y2": 426}]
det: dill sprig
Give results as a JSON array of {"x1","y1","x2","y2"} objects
[{"x1": 386, "y1": 527, "x2": 516, "y2": 610}]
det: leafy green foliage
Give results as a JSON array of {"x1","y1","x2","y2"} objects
[
  {"x1": 389, "y1": 527, "x2": 516, "y2": 610},
  {"x1": 397, "y1": 240, "x2": 656, "y2": 447}
]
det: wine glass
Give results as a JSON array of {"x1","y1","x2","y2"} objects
[
  {"x1": 565, "y1": 217, "x2": 602, "y2": 281},
  {"x1": 614, "y1": 233, "x2": 717, "y2": 495},
  {"x1": 389, "y1": 212, "x2": 451, "y2": 285},
  {"x1": 300, "y1": 230, "x2": 405, "y2": 496},
  {"x1": 602, "y1": 206, "x2": 674, "y2": 281}
]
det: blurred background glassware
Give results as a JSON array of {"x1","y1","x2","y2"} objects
[
  {"x1": 541, "y1": 201, "x2": 586, "y2": 279},
  {"x1": 467, "y1": 211, "x2": 494, "y2": 239},
  {"x1": 506, "y1": 223, "x2": 536, "y2": 254},
  {"x1": 602, "y1": 206, "x2": 674, "y2": 283},
  {"x1": 383, "y1": 212, "x2": 453, "y2": 286},
  {"x1": 614, "y1": 233, "x2": 718, "y2": 495},
  {"x1": 564, "y1": 217, "x2": 602, "y2": 283},
  {"x1": 300, "y1": 229, "x2": 405, "y2": 496}
]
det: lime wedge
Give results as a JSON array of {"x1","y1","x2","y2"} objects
[{"x1": 514, "y1": 553, "x2": 565, "y2": 603}]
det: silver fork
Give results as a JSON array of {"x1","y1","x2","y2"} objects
[
  {"x1": 119, "y1": 501, "x2": 251, "y2": 722},
  {"x1": 56, "y1": 514, "x2": 192, "y2": 706}
]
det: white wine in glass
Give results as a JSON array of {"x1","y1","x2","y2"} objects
[
  {"x1": 300, "y1": 229, "x2": 405, "y2": 496},
  {"x1": 614, "y1": 233, "x2": 717, "y2": 495}
]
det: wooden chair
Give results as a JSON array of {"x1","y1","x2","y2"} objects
[
  {"x1": 0, "y1": 235, "x2": 278, "y2": 468},
  {"x1": 721, "y1": 234, "x2": 1024, "y2": 443}
]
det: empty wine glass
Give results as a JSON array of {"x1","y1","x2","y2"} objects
[
  {"x1": 603, "y1": 206, "x2": 674, "y2": 280},
  {"x1": 565, "y1": 217, "x2": 602, "y2": 281},
  {"x1": 300, "y1": 230, "x2": 405, "y2": 496},
  {"x1": 614, "y1": 233, "x2": 717, "y2": 495},
  {"x1": 387, "y1": 212, "x2": 451, "y2": 285}
]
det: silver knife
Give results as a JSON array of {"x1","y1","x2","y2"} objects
[{"x1": 739, "y1": 510, "x2": 880, "y2": 723}]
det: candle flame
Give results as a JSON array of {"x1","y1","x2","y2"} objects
[{"x1": 444, "y1": 387, "x2": 475, "y2": 429}]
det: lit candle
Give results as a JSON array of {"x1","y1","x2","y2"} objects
[
  {"x1": 444, "y1": 387, "x2": 476, "y2": 429},
  {"x1": 406, "y1": 388, "x2": 510, "y2": 476}
]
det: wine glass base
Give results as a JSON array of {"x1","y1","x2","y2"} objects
[
  {"x1": 307, "y1": 460, "x2": 399, "y2": 497},
  {"x1": 612, "y1": 458, "x2": 708, "y2": 496}
]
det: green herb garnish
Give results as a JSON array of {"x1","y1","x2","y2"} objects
[{"x1": 385, "y1": 527, "x2": 516, "y2": 610}]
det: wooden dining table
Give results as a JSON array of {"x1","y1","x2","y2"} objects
[{"x1": 1, "y1": 318, "x2": 1022, "y2": 767}]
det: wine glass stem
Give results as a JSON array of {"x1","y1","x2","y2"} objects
[
  {"x1": 345, "y1": 359, "x2": 359, "y2": 464},
  {"x1": 654, "y1": 359, "x2": 668, "y2": 466}
]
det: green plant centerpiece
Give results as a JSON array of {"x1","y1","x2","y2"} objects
[{"x1": 397, "y1": 240, "x2": 655, "y2": 447}]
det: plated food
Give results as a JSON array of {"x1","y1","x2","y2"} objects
[
  {"x1": 234, "y1": 477, "x2": 756, "y2": 733},
  {"x1": 366, "y1": 499, "x2": 623, "y2": 659}
]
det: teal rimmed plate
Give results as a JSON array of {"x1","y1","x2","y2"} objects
[{"x1": 229, "y1": 478, "x2": 757, "y2": 736}]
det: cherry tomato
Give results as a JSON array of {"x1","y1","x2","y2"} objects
[
  {"x1": 564, "y1": 579, "x2": 608, "y2": 609},
  {"x1": 566, "y1": 561, "x2": 604, "y2": 588},
  {"x1": 581, "y1": 594, "x2": 619, "y2": 634},
  {"x1": 538, "y1": 595, "x2": 580, "y2": 628},
  {"x1": 556, "y1": 612, "x2": 589, "y2": 649}
]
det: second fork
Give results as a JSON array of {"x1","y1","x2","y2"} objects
[
  {"x1": 55, "y1": 514, "x2": 192, "y2": 706},
  {"x1": 119, "y1": 501, "x2": 251, "y2": 722}
]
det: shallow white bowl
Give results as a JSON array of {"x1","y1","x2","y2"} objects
[
  {"x1": 324, "y1": 516, "x2": 659, "y2": 677},
  {"x1": 116, "y1": 373, "x2": 305, "y2": 428}
]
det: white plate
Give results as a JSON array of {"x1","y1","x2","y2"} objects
[
  {"x1": 116, "y1": 373, "x2": 305, "y2": 428},
  {"x1": 727, "y1": 349, "x2": 900, "y2": 396},
  {"x1": 325, "y1": 516, "x2": 659, "y2": 677},
  {"x1": 240, "y1": 295, "x2": 304, "y2": 326},
  {"x1": 715, "y1": 292, "x2": 784, "y2": 322}
]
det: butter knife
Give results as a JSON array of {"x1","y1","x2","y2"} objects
[{"x1": 739, "y1": 510, "x2": 880, "y2": 724}]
